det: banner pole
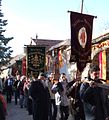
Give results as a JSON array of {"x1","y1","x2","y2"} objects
[{"x1": 81, "y1": 0, "x2": 84, "y2": 13}]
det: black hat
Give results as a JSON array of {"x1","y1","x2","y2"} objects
[
  {"x1": 39, "y1": 72, "x2": 47, "y2": 78},
  {"x1": 90, "y1": 65, "x2": 100, "y2": 73}
]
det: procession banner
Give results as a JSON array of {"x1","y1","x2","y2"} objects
[
  {"x1": 99, "y1": 51, "x2": 102, "y2": 79},
  {"x1": 102, "y1": 50, "x2": 106, "y2": 80},
  {"x1": 70, "y1": 11, "x2": 94, "y2": 72},
  {"x1": 58, "y1": 49, "x2": 63, "y2": 68},
  {"x1": 26, "y1": 45, "x2": 46, "y2": 77},
  {"x1": 16, "y1": 60, "x2": 22, "y2": 75},
  {"x1": 22, "y1": 57, "x2": 26, "y2": 76}
]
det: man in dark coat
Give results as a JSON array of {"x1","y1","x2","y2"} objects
[
  {"x1": 80, "y1": 65, "x2": 109, "y2": 120},
  {"x1": 5, "y1": 76, "x2": 13, "y2": 103},
  {"x1": 13, "y1": 75, "x2": 20, "y2": 105},
  {"x1": 29, "y1": 72, "x2": 51, "y2": 120},
  {"x1": 66, "y1": 79, "x2": 85, "y2": 120}
]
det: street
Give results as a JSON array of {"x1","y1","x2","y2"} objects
[
  {"x1": 6, "y1": 98, "x2": 74, "y2": 120},
  {"x1": 6, "y1": 98, "x2": 33, "y2": 120}
]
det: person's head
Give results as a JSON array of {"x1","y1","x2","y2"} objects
[
  {"x1": 48, "y1": 73, "x2": 55, "y2": 83},
  {"x1": 89, "y1": 65, "x2": 100, "y2": 80},
  {"x1": 21, "y1": 76, "x2": 26, "y2": 82},
  {"x1": 38, "y1": 72, "x2": 47, "y2": 81},
  {"x1": 60, "y1": 73, "x2": 67, "y2": 81},
  {"x1": 16, "y1": 75, "x2": 21, "y2": 80},
  {"x1": 48, "y1": 74, "x2": 53, "y2": 80}
]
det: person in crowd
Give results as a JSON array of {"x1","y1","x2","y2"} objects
[
  {"x1": 4, "y1": 75, "x2": 13, "y2": 103},
  {"x1": 66, "y1": 76, "x2": 85, "y2": 120},
  {"x1": 23, "y1": 77, "x2": 29, "y2": 108},
  {"x1": 52, "y1": 73, "x2": 69, "y2": 120},
  {"x1": 2, "y1": 78, "x2": 5, "y2": 94},
  {"x1": 23, "y1": 77, "x2": 32, "y2": 115},
  {"x1": 47, "y1": 73, "x2": 57, "y2": 120},
  {"x1": 13, "y1": 75, "x2": 20, "y2": 105},
  {"x1": 17, "y1": 75, "x2": 26, "y2": 108},
  {"x1": 0, "y1": 90, "x2": 7, "y2": 120},
  {"x1": 0, "y1": 77, "x2": 3, "y2": 93},
  {"x1": 80, "y1": 64, "x2": 109, "y2": 120},
  {"x1": 29, "y1": 72, "x2": 51, "y2": 120}
]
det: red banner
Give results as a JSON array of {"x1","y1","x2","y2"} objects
[
  {"x1": 70, "y1": 11, "x2": 94, "y2": 72},
  {"x1": 22, "y1": 57, "x2": 26, "y2": 76}
]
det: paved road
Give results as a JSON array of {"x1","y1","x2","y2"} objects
[
  {"x1": 6, "y1": 98, "x2": 74, "y2": 120},
  {"x1": 6, "y1": 99, "x2": 33, "y2": 120}
]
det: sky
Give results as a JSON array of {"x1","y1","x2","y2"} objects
[{"x1": 2, "y1": 0, "x2": 109, "y2": 56}]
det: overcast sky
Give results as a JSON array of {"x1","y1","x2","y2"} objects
[{"x1": 2, "y1": 0, "x2": 109, "y2": 56}]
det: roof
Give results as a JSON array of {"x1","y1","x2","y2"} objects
[
  {"x1": 92, "y1": 32, "x2": 109, "y2": 45},
  {"x1": 8, "y1": 54, "x2": 26, "y2": 67},
  {"x1": 48, "y1": 39, "x2": 70, "y2": 51},
  {"x1": 32, "y1": 38, "x2": 63, "y2": 50}
]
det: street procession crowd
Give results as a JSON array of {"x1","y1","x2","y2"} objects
[{"x1": 0, "y1": 64, "x2": 109, "y2": 120}]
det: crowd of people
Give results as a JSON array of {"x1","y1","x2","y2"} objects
[{"x1": 0, "y1": 64, "x2": 109, "y2": 120}]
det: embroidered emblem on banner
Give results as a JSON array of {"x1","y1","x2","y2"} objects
[{"x1": 78, "y1": 27, "x2": 87, "y2": 48}]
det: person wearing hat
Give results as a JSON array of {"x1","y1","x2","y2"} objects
[
  {"x1": 80, "y1": 64, "x2": 109, "y2": 120},
  {"x1": 29, "y1": 72, "x2": 51, "y2": 120}
]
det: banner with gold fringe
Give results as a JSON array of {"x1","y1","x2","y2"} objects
[{"x1": 26, "y1": 45, "x2": 46, "y2": 77}]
